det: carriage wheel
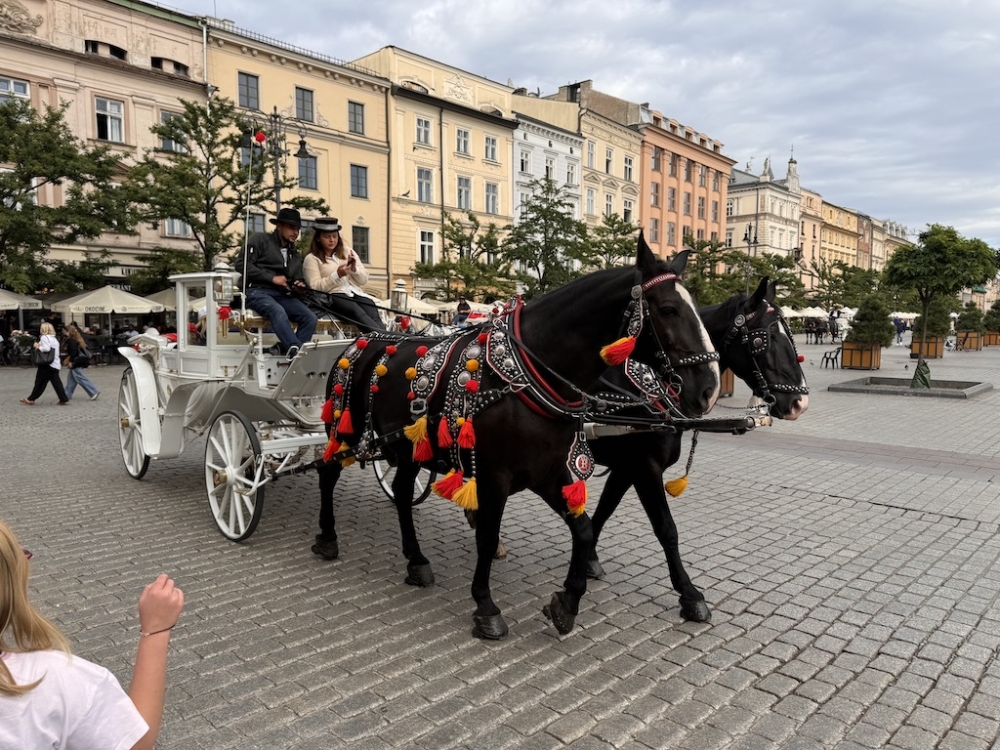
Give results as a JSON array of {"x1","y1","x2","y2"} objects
[
  {"x1": 205, "y1": 411, "x2": 266, "y2": 542},
  {"x1": 117, "y1": 368, "x2": 150, "y2": 480},
  {"x1": 373, "y1": 460, "x2": 435, "y2": 507}
]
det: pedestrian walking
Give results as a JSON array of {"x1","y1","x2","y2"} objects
[
  {"x1": 19, "y1": 323, "x2": 69, "y2": 405},
  {"x1": 62, "y1": 323, "x2": 100, "y2": 401}
]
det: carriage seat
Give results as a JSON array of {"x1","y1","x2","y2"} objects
[
  {"x1": 239, "y1": 311, "x2": 359, "y2": 344},
  {"x1": 821, "y1": 347, "x2": 842, "y2": 368}
]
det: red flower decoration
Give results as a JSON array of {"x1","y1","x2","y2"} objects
[
  {"x1": 218, "y1": 306, "x2": 231, "y2": 320},
  {"x1": 416, "y1": 345, "x2": 429, "y2": 357}
]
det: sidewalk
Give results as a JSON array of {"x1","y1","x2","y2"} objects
[{"x1": 2, "y1": 339, "x2": 999, "y2": 750}]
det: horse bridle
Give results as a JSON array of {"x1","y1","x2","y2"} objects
[{"x1": 721, "y1": 301, "x2": 809, "y2": 406}]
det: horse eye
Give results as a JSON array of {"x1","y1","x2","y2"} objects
[{"x1": 658, "y1": 306, "x2": 677, "y2": 316}]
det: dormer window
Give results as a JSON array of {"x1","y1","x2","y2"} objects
[
  {"x1": 400, "y1": 80, "x2": 428, "y2": 95},
  {"x1": 151, "y1": 57, "x2": 189, "y2": 77},
  {"x1": 84, "y1": 40, "x2": 128, "y2": 61}
]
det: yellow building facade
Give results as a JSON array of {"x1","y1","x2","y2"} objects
[
  {"x1": 820, "y1": 201, "x2": 859, "y2": 267},
  {"x1": 352, "y1": 46, "x2": 517, "y2": 297}
]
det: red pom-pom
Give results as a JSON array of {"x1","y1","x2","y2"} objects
[
  {"x1": 458, "y1": 418, "x2": 476, "y2": 449},
  {"x1": 356, "y1": 338, "x2": 368, "y2": 349},
  {"x1": 416, "y1": 345, "x2": 428, "y2": 356},
  {"x1": 433, "y1": 470, "x2": 464, "y2": 500},
  {"x1": 437, "y1": 416, "x2": 453, "y2": 448},
  {"x1": 320, "y1": 399, "x2": 334, "y2": 424},
  {"x1": 218, "y1": 305, "x2": 231, "y2": 320},
  {"x1": 407, "y1": 392, "x2": 416, "y2": 400},
  {"x1": 333, "y1": 383, "x2": 344, "y2": 396},
  {"x1": 370, "y1": 384, "x2": 379, "y2": 393},
  {"x1": 386, "y1": 345, "x2": 397, "y2": 355},
  {"x1": 562, "y1": 480, "x2": 587, "y2": 516},
  {"x1": 797, "y1": 355, "x2": 805, "y2": 363},
  {"x1": 477, "y1": 333, "x2": 488, "y2": 344},
  {"x1": 465, "y1": 380, "x2": 479, "y2": 393},
  {"x1": 337, "y1": 408, "x2": 354, "y2": 436},
  {"x1": 254, "y1": 131, "x2": 266, "y2": 143},
  {"x1": 413, "y1": 436, "x2": 434, "y2": 462}
]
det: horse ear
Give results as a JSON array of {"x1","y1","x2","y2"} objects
[
  {"x1": 749, "y1": 277, "x2": 768, "y2": 308},
  {"x1": 766, "y1": 280, "x2": 778, "y2": 303},
  {"x1": 635, "y1": 231, "x2": 659, "y2": 274}
]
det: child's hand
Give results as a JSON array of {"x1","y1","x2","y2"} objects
[{"x1": 138, "y1": 574, "x2": 184, "y2": 636}]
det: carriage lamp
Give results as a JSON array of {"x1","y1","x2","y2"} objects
[{"x1": 213, "y1": 275, "x2": 234, "y2": 302}]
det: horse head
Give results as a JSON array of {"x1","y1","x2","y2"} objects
[
  {"x1": 705, "y1": 278, "x2": 809, "y2": 420},
  {"x1": 631, "y1": 233, "x2": 720, "y2": 417}
]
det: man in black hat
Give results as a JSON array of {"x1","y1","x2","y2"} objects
[{"x1": 235, "y1": 207, "x2": 317, "y2": 359}]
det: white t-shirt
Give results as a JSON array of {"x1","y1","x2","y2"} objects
[{"x1": 0, "y1": 650, "x2": 148, "y2": 750}]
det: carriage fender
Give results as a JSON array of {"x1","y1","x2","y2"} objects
[{"x1": 119, "y1": 347, "x2": 162, "y2": 459}]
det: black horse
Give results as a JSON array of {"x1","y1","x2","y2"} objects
[
  {"x1": 321, "y1": 236, "x2": 720, "y2": 639},
  {"x1": 585, "y1": 279, "x2": 809, "y2": 621}
]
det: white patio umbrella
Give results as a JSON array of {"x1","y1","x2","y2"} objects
[
  {"x1": 779, "y1": 306, "x2": 804, "y2": 318},
  {"x1": 144, "y1": 288, "x2": 206, "y2": 313},
  {"x1": 0, "y1": 288, "x2": 42, "y2": 311},
  {"x1": 52, "y1": 286, "x2": 164, "y2": 333}
]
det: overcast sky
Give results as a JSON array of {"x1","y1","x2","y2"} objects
[{"x1": 169, "y1": 0, "x2": 1000, "y2": 247}]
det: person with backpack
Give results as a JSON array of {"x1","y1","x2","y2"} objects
[{"x1": 62, "y1": 323, "x2": 100, "y2": 401}]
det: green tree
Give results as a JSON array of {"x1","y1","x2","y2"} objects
[
  {"x1": 500, "y1": 178, "x2": 588, "y2": 298},
  {"x1": 413, "y1": 212, "x2": 516, "y2": 301},
  {"x1": 808, "y1": 258, "x2": 847, "y2": 311},
  {"x1": 589, "y1": 213, "x2": 638, "y2": 270},
  {"x1": 126, "y1": 247, "x2": 205, "y2": 296},
  {"x1": 0, "y1": 99, "x2": 134, "y2": 292},
  {"x1": 983, "y1": 298, "x2": 1000, "y2": 333},
  {"x1": 125, "y1": 97, "x2": 327, "y2": 272},
  {"x1": 955, "y1": 301, "x2": 984, "y2": 333},
  {"x1": 682, "y1": 235, "x2": 806, "y2": 308},
  {"x1": 845, "y1": 295, "x2": 895, "y2": 348},
  {"x1": 28, "y1": 250, "x2": 116, "y2": 294},
  {"x1": 884, "y1": 224, "x2": 998, "y2": 383}
]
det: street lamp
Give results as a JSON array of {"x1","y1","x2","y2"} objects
[
  {"x1": 242, "y1": 105, "x2": 310, "y2": 211},
  {"x1": 742, "y1": 221, "x2": 758, "y2": 295}
]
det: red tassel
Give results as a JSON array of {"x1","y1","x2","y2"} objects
[
  {"x1": 323, "y1": 437, "x2": 338, "y2": 462},
  {"x1": 337, "y1": 407, "x2": 354, "y2": 436},
  {"x1": 413, "y1": 436, "x2": 434, "y2": 462},
  {"x1": 458, "y1": 418, "x2": 476, "y2": 449},
  {"x1": 320, "y1": 399, "x2": 334, "y2": 424},
  {"x1": 600, "y1": 336, "x2": 636, "y2": 366},
  {"x1": 437, "y1": 417, "x2": 453, "y2": 448},
  {"x1": 432, "y1": 469, "x2": 464, "y2": 499},
  {"x1": 562, "y1": 480, "x2": 587, "y2": 516}
]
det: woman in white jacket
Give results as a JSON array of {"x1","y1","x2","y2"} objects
[
  {"x1": 303, "y1": 218, "x2": 385, "y2": 333},
  {"x1": 20, "y1": 322, "x2": 69, "y2": 405}
]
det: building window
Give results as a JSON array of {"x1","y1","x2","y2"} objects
[
  {"x1": 699, "y1": 165, "x2": 707, "y2": 187},
  {"x1": 726, "y1": 199, "x2": 734, "y2": 217},
  {"x1": 350, "y1": 164, "x2": 368, "y2": 198},
  {"x1": 669, "y1": 153, "x2": 678, "y2": 177},
  {"x1": 416, "y1": 116, "x2": 431, "y2": 145},
  {"x1": 108, "y1": 44, "x2": 127, "y2": 60},
  {"x1": 298, "y1": 156, "x2": 317, "y2": 190},
  {"x1": 726, "y1": 230, "x2": 733, "y2": 247},
  {"x1": 667, "y1": 187, "x2": 676, "y2": 211},
  {"x1": 623, "y1": 199, "x2": 633, "y2": 224},
  {"x1": 667, "y1": 221, "x2": 676, "y2": 246},
  {"x1": 649, "y1": 218, "x2": 659, "y2": 243},
  {"x1": 682, "y1": 225, "x2": 691, "y2": 241},
  {"x1": 545, "y1": 157, "x2": 554, "y2": 180},
  {"x1": 651, "y1": 147, "x2": 662, "y2": 172},
  {"x1": 697, "y1": 196, "x2": 706, "y2": 219},
  {"x1": 683, "y1": 192, "x2": 692, "y2": 215},
  {"x1": 456, "y1": 128, "x2": 470, "y2": 155},
  {"x1": 95, "y1": 97, "x2": 124, "y2": 143},
  {"x1": 0, "y1": 77, "x2": 29, "y2": 103},
  {"x1": 697, "y1": 228, "x2": 705, "y2": 240},
  {"x1": 348, "y1": 101, "x2": 364, "y2": 135},
  {"x1": 586, "y1": 188, "x2": 595, "y2": 216},
  {"x1": 624, "y1": 156, "x2": 633, "y2": 182},
  {"x1": 684, "y1": 159, "x2": 692, "y2": 182},
  {"x1": 238, "y1": 72, "x2": 259, "y2": 110},
  {"x1": 245, "y1": 213, "x2": 266, "y2": 235},
  {"x1": 712, "y1": 171, "x2": 720, "y2": 191},
  {"x1": 158, "y1": 111, "x2": 185, "y2": 153},
  {"x1": 711, "y1": 200, "x2": 719, "y2": 222},
  {"x1": 151, "y1": 57, "x2": 188, "y2": 76},
  {"x1": 84, "y1": 40, "x2": 99, "y2": 54},
  {"x1": 419, "y1": 230, "x2": 435, "y2": 264},
  {"x1": 164, "y1": 218, "x2": 191, "y2": 237},
  {"x1": 484, "y1": 135, "x2": 497, "y2": 161},
  {"x1": 519, "y1": 150, "x2": 530, "y2": 172},
  {"x1": 587, "y1": 141, "x2": 595, "y2": 168},
  {"x1": 352, "y1": 226, "x2": 370, "y2": 263},
  {"x1": 457, "y1": 176, "x2": 471, "y2": 209},
  {"x1": 566, "y1": 163, "x2": 576, "y2": 186},
  {"x1": 651, "y1": 182, "x2": 660, "y2": 207},
  {"x1": 605, "y1": 147, "x2": 613, "y2": 174},
  {"x1": 519, "y1": 191, "x2": 530, "y2": 217},
  {"x1": 485, "y1": 182, "x2": 498, "y2": 214},
  {"x1": 295, "y1": 87, "x2": 314, "y2": 122},
  {"x1": 605, "y1": 193, "x2": 613, "y2": 217},
  {"x1": 417, "y1": 168, "x2": 433, "y2": 203}
]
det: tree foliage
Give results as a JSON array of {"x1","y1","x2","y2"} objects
[
  {"x1": 0, "y1": 99, "x2": 134, "y2": 292},
  {"x1": 589, "y1": 212, "x2": 638, "y2": 270},
  {"x1": 845, "y1": 295, "x2": 895, "y2": 348},
  {"x1": 125, "y1": 97, "x2": 327, "y2": 271},
  {"x1": 126, "y1": 247, "x2": 205, "y2": 296},
  {"x1": 983, "y1": 298, "x2": 1000, "y2": 333},
  {"x1": 955, "y1": 301, "x2": 984, "y2": 333},
  {"x1": 682, "y1": 235, "x2": 806, "y2": 308}
]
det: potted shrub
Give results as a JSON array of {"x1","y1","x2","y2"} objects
[
  {"x1": 910, "y1": 297, "x2": 951, "y2": 359},
  {"x1": 842, "y1": 295, "x2": 894, "y2": 369},
  {"x1": 954, "y1": 301, "x2": 984, "y2": 351},
  {"x1": 982, "y1": 299, "x2": 1000, "y2": 346}
]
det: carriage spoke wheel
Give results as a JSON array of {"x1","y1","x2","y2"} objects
[
  {"x1": 205, "y1": 411, "x2": 265, "y2": 542},
  {"x1": 373, "y1": 460, "x2": 435, "y2": 507},
  {"x1": 117, "y1": 368, "x2": 150, "y2": 480}
]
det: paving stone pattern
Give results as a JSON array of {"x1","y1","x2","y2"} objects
[{"x1": 2, "y1": 336, "x2": 999, "y2": 749}]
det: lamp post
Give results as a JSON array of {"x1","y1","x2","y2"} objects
[
  {"x1": 742, "y1": 221, "x2": 758, "y2": 295},
  {"x1": 242, "y1": 105, "x2": 310, "y2": 212}
]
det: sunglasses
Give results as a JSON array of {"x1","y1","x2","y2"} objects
[{"x1": 22, "y1": 548, "x2": 32, "y2": 560}]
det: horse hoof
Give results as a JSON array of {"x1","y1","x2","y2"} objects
[
  {"x1": 494, "y1": 539, "x2": 508, "y2": 559},
  {"x1": 542, "y1": 593, "x2": 576, "y2": 635},
  {"x1": 404, "y1": 563, "x2": 435, "y2": 587},
  {"x1": 311, "y1": 536, "x2": 339, "y2": 560},
  {"x1": 680, "y1": 599, "x2": 711, "y2": 623},
  {"x1": 585, "y1": 558, "x2": 605, "y2": 579},
  {"x1": 472, "y1": 614, "x2": 509, "y2": 639}
]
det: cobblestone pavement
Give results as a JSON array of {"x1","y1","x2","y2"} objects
[{"x1": 2, "y1": 337, "x2": 1000, "y2": 750}]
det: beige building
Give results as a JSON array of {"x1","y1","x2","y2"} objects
[
  {"x1": 205, "y1": 20, "x2": 392, "y2": 294},
  {"x1": 726, "y1": 157, "x2": 801, "y2": 267},
  {"x1": 821, "y1": 200, "x2": 859, "y2": 267},
  {"x1": 1, "y1": 0, "x2": 207, "y2": 283},
  {"x1": 799, "y1": 187, "x2": 823, "y2": 292},
  {"x1": 352, "y1": 46, "x2": 517, "y2": 297}
]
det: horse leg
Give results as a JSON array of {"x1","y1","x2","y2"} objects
[
  {"x1": 540, "y1": 493, "x2": 594, "y2": 636},
  {"x1": 586, "y1": 470, "x2": 632, "y2": 579},
  {"x1": 632, "y1": 470, "x2": 711, "y2": 623},
  {"x1": 390, "y1": 459, "x2": 434, "y2": 587},
  {"x1": 312, "y1": 460, "x2": 342, "y2": 560},
  {"x1": 464, "y1": 509, "x2": 508, "y2": 559},
  {"x1": 469, "y1": 481, "x2": 509, "y2": 639}
]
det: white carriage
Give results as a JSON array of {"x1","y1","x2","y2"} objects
[{"x1": 117, "y1": 264, "x2": 430, "y2": 541}]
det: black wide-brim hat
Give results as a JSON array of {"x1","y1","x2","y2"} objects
[
  {"x1": 312, "y1": 217, "x2": 342, "y2": 233},
  {"x1": 269, "y1": 207, "x2": 302, "y2": 228}
]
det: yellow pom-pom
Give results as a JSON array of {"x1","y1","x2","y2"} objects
[
  {"x1": 375, "y1": 364, "x2": 388, "y2": 377},
  {"x1": 405, "y1": 367, "x2": 417, "y2": 380},
  {"x1": 465, "y1": 359, "x2": 479, "y2": 372},
  {"x1": 338, "y1": 358, "x2": 351, "y2": 370},
  {"x1": 456, "y1": 417, "x2": 466, "y2": 426},
  {"x1": 665, "y1": 476, "x2": 688, "y2": 497},
  {"x1": 334, "y1": 409, "x2": 342, "y2": 419},
  {"x1": 451, "y1": 476, "x2": 478, "y2": 510}
]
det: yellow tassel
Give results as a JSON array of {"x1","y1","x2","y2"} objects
[
  {"x1": 451, "y1": 476, "x2": 478, "y2": 510},
  {"x1": 337, "y1": 441, "x2": 356, "y2": 468},
  {"x1": 665, "y1": 475, "x2": 688, "y2": 497},
  {"x1": 403, "y1": 415, "x2": 428, "y2": 445}
]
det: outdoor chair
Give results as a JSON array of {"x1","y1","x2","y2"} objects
[{"x1": 821, "y1": 346, "x2": 842, "y2": 369}]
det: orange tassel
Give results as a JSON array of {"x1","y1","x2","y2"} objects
[
  {"x1": 433, "y1": 469, "x2": 464, "y2": 499},
  {"x1": 562, "y1": 480, "x2": 587, "y2": 516},
  {"x1": 413, "y1": 436, "x2": 434, "y2": 462},
  {"x1": 323, "y1": 437, "x2": 338, "y2": 462},
  {"x1": 321, "y1": 398, "x2": 334, "y2": 424},
  {"x1": 457, "y1": 417, "x2": 476, "y2": 449},
  {"x1": 437, "y1": 416, "x2": 453, "y2": 448},
  {"x1": 451, "y1": 476, "x2": 478, "y2": 510},
  {"x1": 337, "y1": 407, "x2": 353, "y2": 436},
  {"x1": 600, "y1": 336, "x2": 636, "y2": 365}
]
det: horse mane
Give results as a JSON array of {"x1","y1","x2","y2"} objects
[{"x1": 523, "y1": 266, "x2": 634, "y2": 311}]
